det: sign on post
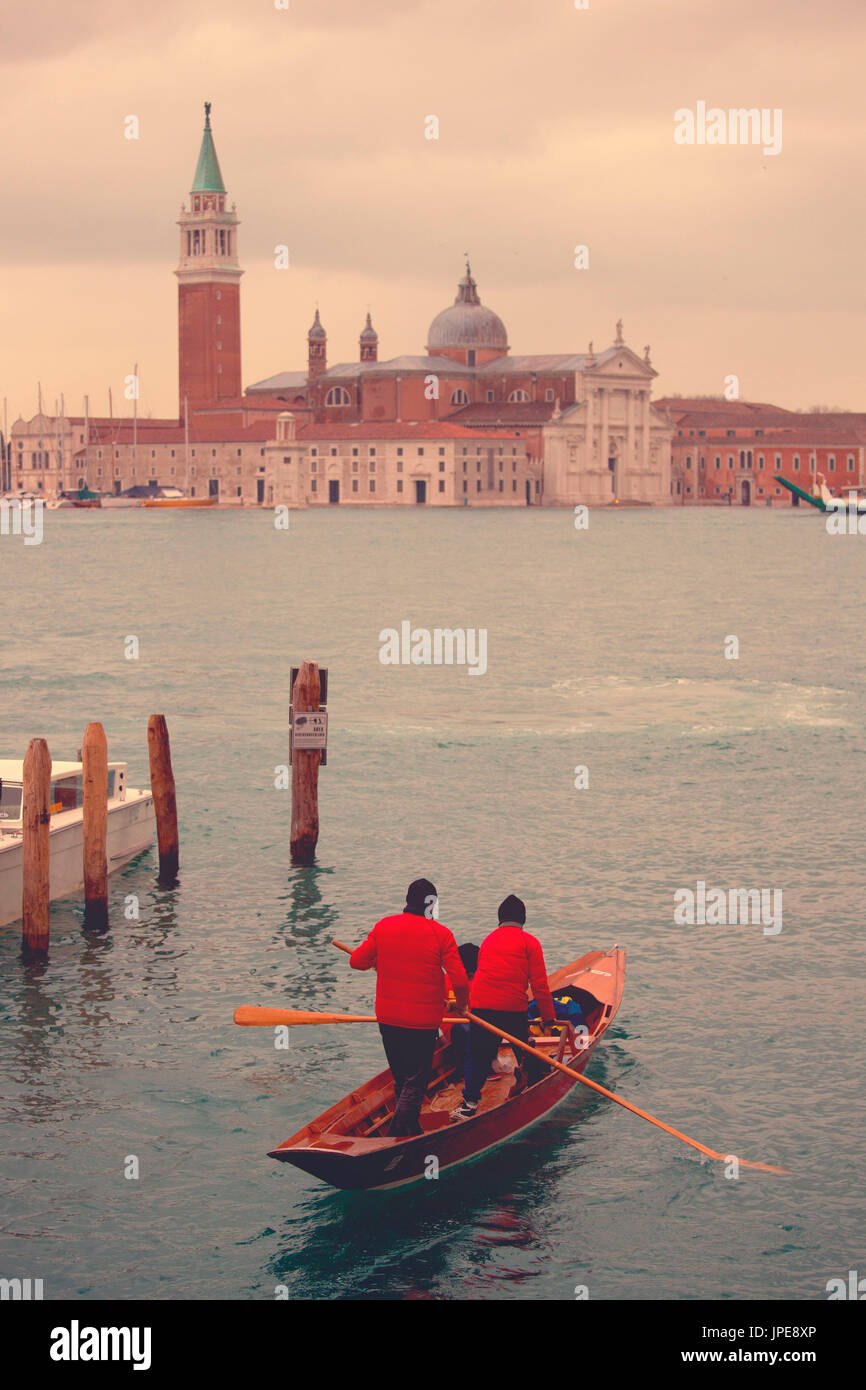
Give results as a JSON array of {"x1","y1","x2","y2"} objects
[
  {"x1": 290, "y1": 666, "x2": 328, "y2": 766},
  {"x1": 292, "y1": 711, "x2": 328, "y2": 750}
]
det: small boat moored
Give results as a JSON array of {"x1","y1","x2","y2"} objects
[
  {"x1": 0, "y1": 758, "x2": 155, "y2": 927},
  {"x1": 266, "y1": 945, "x2": 625, "y2": 1191},
  {"x1": 141, "y1": 487, "x2": 216, "y2": 508}
]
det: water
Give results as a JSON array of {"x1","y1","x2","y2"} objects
[{"x1": 1, "y1": 505, "x2": 863, "y2": 1300}]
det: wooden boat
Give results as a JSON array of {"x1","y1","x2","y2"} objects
[
  {"x1": 0, "y1": 758, "x2": 154, "y2": 927},
  {"x1": 141, "y1": 488, "x2": 216, "y2": 509},
  {"x1": 267, "y1": 945, "x2": 625, "y2": 1190}
]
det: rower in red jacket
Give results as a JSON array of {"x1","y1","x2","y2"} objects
[
  {"x1": 350, "y1": 878, "x2": 469, "y2": 1137},
  {"x1": 450, "y1": 894, "x2": 557, "y2": 1121}
]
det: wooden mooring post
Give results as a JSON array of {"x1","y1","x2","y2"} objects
[
  {"x1": 290, "y1": 660, "x2": 323, "y2": 865},
  {"x1": 82, "y1": 721, "x2": 109, "y2": 928},
  {"x1": 22, "y1": 737, "x2": 51, "y2": 955},
  {"x1": 147, "y1": 714, "x2": 179, "y2": 884}
]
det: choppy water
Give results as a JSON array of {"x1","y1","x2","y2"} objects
[{"x1": 0, "y1": 506, "x2": 863, "y2": 1300}]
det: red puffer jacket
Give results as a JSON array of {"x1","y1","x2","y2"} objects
[
  {"x1": 350, "y1": 913, "x2": 469, "y2": 1029},
  {"x1": 470, "y1": 923, "x2": 556, "y2": 1020}
]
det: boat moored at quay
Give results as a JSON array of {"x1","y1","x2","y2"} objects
[{"x1": 0, "y1": 758, "x2": 155, "y2": 927}]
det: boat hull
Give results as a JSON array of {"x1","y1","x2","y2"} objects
[
  {"x1": 270, "y1": 1038, "x2": 597, "y2": 1191},
  {"x1": 0, "y1": 791, "x2": 154, "y2": 927},
  {"x1": 141, "y1": 498, "x2": 216, "y2": 508},
  {"x1": 267, "y1": 946, "x2": 625, "y2": 1191}
]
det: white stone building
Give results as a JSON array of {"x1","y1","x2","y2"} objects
[{"x1": 540, "y1": 334, "x2": 672, "y2": 506}]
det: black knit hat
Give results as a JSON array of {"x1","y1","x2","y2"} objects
[
  {"x1": 405, "y1": 878, "x2": 437, "y2": 916},
  {"x1": 498, "y1": 894, "x2": 526, "y2": 925}
]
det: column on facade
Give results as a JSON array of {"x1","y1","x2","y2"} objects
[
  {"x1": 627, "y1": 390, "x2": 636, "y2": 473},
  {"x1": 600, "y1": 387, "x2": 609, "y2": 475},
  {"x1": 642, "y1": 390, "x2": 650, "y2": 466}
]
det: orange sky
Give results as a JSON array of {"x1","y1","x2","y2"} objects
[{"x1": 2, "y1": 0, "x2": 864, "y2": 424}]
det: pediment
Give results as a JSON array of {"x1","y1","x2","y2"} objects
[{"x1": 587, "y1": 346, "x2": 656, "y2": 380}]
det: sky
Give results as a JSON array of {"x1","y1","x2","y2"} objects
[{"x1": 2, "y1": 0, "x2": 864, "y2": 424}]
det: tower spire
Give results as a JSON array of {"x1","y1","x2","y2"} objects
[
  {"x1": 192, "y1": 101, "x2": 226, "y2": 194},
  {"x1": 359, "y1": 310, "x2": 378, "y2": 362}
]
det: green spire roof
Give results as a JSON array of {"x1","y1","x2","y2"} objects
[{"x1": 191, "y1": 102, "x2": 226, "y2": 193}]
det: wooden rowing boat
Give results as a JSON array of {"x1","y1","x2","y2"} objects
[{"x1": 267, "y1": 944, "x2": 625, "y2": 1190}]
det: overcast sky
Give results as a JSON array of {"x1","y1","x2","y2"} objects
[{"x1": 2, "y1": 0, "x2": 864, "y2": 422}]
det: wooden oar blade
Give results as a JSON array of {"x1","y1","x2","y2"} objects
[
  {"x1": 233, "y1": 1006, "x2": 375, "y2": 1027},
  {"x1": 735, "y1": 1158, "x2": 791, "y2": 1176},
  {"x1": 234, "y1": 1004, "x2": 466, "y2": 1028}
]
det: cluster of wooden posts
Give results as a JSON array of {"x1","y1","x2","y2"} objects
[
  {"x1": 21, "y1": 658, "x2": 323, "y2": 956},
  {"x1": 21, "y1": 714, "x2": 178, "y2": 956}
]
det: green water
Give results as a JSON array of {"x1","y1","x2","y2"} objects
[{"x1": 0, "y1": 506, "x2": 863, "y2": 1299}]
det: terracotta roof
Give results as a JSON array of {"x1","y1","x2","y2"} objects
[
  {"x1": 296, "y1": 421, "x2": 525, "y2": 441},
  {"x1": 656, "y1": 397, "x2": 796, "y2": 422},
  {"x1": 445, "y1": 401, "x2": 554, "y2": 425}
]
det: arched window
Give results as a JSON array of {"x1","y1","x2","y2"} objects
[
  {"x1": 325, "y1": 387, "x2": 351, "y2": 406},
  {"x1": 508, "y1": 389, "x2": 530, "y2": 403},
  {"x1": 450, "y1": 389, "x2": 469, "y2": 405}
]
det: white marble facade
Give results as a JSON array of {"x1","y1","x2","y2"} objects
[{"x1": 541, "y1": 345, "x2": 671, "y2": 506}]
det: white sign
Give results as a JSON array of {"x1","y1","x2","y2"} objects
[{"x1": 292, "y1": 711, "x2": 327, "y2": 749}]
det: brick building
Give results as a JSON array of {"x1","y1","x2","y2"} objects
[{"x1": 659, "y1": 398, "x2": 866, "y2": 505}]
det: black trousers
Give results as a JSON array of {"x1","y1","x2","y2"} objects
[
  {"x1": 378, "y1": 1024, "x2": 438, "y2": 1137},
  {"x1": 464, "y1": 1008, "x2": 546, "y2": 1103}
]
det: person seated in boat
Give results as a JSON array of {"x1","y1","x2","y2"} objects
[
  {"x1": 444, "y1": 942, "x2": 480, "y2": 1079},
  {"x1": 350, "y1": 878, "x2": 469, "y2": 1139},
  {"x1": 450, "y1": 895, "x2": 557, "y2": 1122}
]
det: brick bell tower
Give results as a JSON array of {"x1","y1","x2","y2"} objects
[{"x1": 176, "y1": 103, "x2": 243, "y2": 415}]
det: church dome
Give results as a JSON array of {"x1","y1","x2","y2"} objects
[{"x1": 426, "y1": 263, "x2": 508, "y2": 353}]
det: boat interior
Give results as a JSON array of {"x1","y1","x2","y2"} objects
[
  {"x1": 289, "y1": 993, "x2": 608, "y2": 1150},
  {"x1": 0, "y1": 761, "x2": 129, "y2": 834}
]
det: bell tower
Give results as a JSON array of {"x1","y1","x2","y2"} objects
[{"x1": 176, "y1": 103, "x2": 243, "y2": 415}]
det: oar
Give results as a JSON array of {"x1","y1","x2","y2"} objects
[
  {"x1": 465, "y1": 1012, "x2": 789, "y2": 1175},
  {"x1": 234, "y1": 1005, "x2": 467, "y2": 1027},
  {"x1": 331, "y1": 938, "x2": 789, "y2": 1175}
]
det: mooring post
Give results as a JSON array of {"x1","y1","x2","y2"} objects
[
  {"x1": 82, "y1": 721, "x2": 109, "y2": 928},
  {"x1": 147, "y1": 714, "x2": 179, "y2": 883},
  {"x1": 22, "y1": 737, "x2": 51, "y2": 955},
  {"x1": 290, "y1": 660, "x2": 321, "y2": 865}
]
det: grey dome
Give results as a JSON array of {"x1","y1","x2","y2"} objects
[
  {"x1": 360, "y1": 311, "x2": 378, "y2": 342},
  {"x1": 308, "y1": 308, "x2": 326, "y2": 340},
  {"x1": 427, "y1": 264, "x2": 508, "y2": 352}
]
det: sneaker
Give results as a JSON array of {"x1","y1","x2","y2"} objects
[{"x1": 449, "y1": 1100, "x2": 478, "y2": 1122}]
